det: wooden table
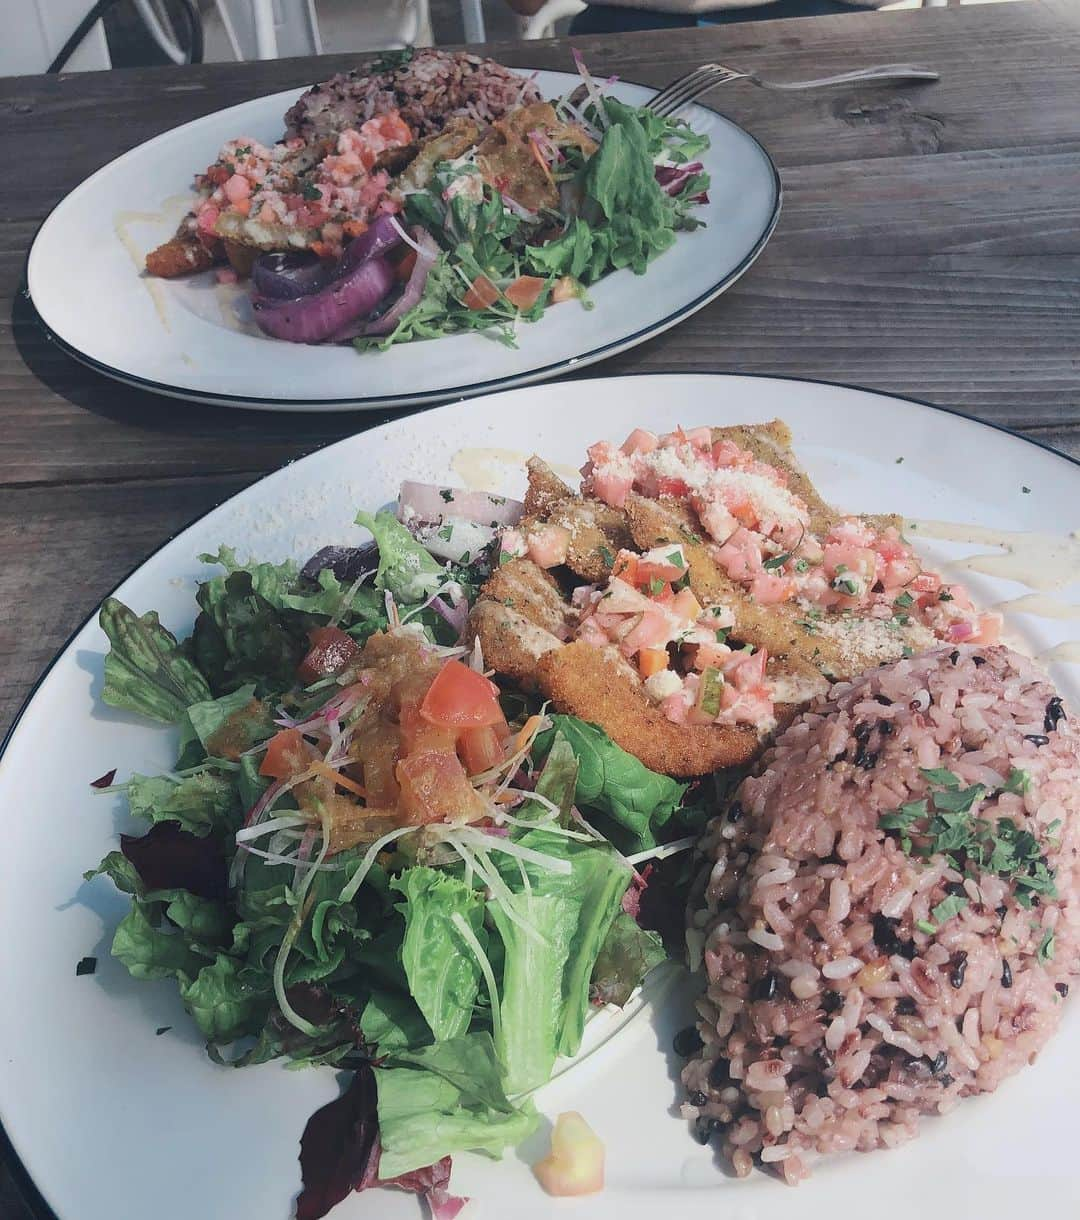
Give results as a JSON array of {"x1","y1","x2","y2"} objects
[{"x1": 0, "y1": 2, "x2": 1078, "y2": 1208}]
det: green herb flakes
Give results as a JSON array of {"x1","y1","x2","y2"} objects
[
  {"x1": 1003, "y1": 767, "x2": 1031, "y2": 795},
  {"x1": 894, "y1": 591, "x2": 914, "y2": 609},
  {"x1": 763, "y1": 551, "x2": 791, "y2": 572},
  {"x1": 916, "y1": 919, "x2": 936, "y2": 935},
  {"x1": 1038, "y1": 928, "x2": 1056, "y2": 962},
  {"x1": 931, "y1": 895, "x2": 969, "y2": 925},
  {"x1": 920, "y1": 768, "x2": 960, "y2": 789},
  {"x1": 439, "y1": 489, "x2": 454, "y2": 503},
  {"x1": 597, "y1": 545, "x2": 615, "y2": 568}
]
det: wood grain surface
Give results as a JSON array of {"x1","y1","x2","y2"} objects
[{"x1": 1, "y1": 3, "x2": 1078, "y2": 1215}]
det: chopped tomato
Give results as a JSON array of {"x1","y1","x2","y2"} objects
[
  {"x1": 637, "y1": 558, "x2": 684, "y2": 585},
  {"x1": 620, "y1": 428, "x2": 659, "y2": 456},
  {"x1": 671, "y1": 588, "x2": 702, "y2": 621},
  {"x1": 655, "y1": 476, "x2": 690, "y2": 498},
  {"x1": 637, "y1": 647, "x2": 669, "y2": 679},
  {"x1": 260, "y1": 728, "x2": 313, "y2": 780},
  {"x1": 460, "y1": 724, "x2": 506, "y2": 775},
  {"x1": 462, "y1": 274, "x2": 500, "y2": 310},
  {"x1": 611, "y1": 552, "x2": 639, "y2": 584},
  {"x1": 396, "y1": 750, "x2": 486, "y2": 824},
  {"x1": 399, "y1": 698, "x2": 459, "y2": 753},
  {"x1": 420, "y1": 660, "x2": 505, "y2": 729},
  {"x1": 298, "y1": 625, "x2": 360, "y2": 685},
  {"x1": 395, "y1": 247, "x2": 417, "y2": 282},
  {"x1": 526, "y1": 523, "x2": 571, "y2": 569},
  {"x1": 505, "y1": 275, "x2": 546, "y2": 311}
]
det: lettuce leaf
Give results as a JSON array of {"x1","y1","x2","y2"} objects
[
  {"x1": 99, "y1": 597, "x2": 211, "y2": 723},
  {"x1": 111, "y1": 903, "x2": 204, "y2": 982},
  {"x1": 535, "y1": 715, "x2": 687, "y2": 851},
  {"x1": 179, "y1": 953, "x2": 271, "y2": 1042},
  {"x1": 354, "y1": 509, "x2": 446, "y2": 602},
  {"x1": 392, "y1": 867, "x2": 487, "y2": 1043},
  {"x1": 491, "y1": 829, "x2": 630, "y2": 1092},
  {"x1": 589, "y1": 910, "x2": 666, "y2": 1007},
  {"x1": 125, "y1": 768, "x2": 239, "y2": 837},
  {"x1": 376, "y1": 1033, "x2": 535, "y2": 1178}
]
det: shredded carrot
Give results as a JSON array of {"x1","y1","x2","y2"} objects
[
  {"x1": 313, "y1": 762, "x2": 366, "y2": 798},
  {"x1": 528, "y1": 133, "x2": 556, "y2": 186},
  {"x1": 515, "y1": 713, "x2": 543, "y2": 754}
]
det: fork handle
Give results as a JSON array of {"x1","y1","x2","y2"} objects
[{"x1": 751, "y1": 63, "x2": 939, "y2": 91}]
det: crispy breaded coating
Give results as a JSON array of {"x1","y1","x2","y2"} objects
[
  {"x1": 467, "y1": 601, "x2": 561, "y2": 689},
  {"x1": 522, "y1": 458, "x2": 632, "y2": 582},
  {"x1": 481, "y1": 558, "x2": 575, "y2": 639},
  {"x1": 536, "y1": 642, "x2": 760, "y2": 778},
  {"x1": 145, "y1": 235, "x2": 216, "y2": 279}
]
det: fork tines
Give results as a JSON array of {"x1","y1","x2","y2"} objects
[{"x1": 647, "y1": 63, "x2": 743, "y2": 117}]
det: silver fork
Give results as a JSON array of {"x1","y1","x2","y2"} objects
[{"x1": 647, "y1": 62, "x2": 939, "y2": 117}]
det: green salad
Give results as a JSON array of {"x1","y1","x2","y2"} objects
[{"x1": 86, "y1": 503, "x2": 702, "y2": 1219}]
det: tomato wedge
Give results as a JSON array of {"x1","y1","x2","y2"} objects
[
  {"x1": 420, "y1": 660, "x2": 504, "y2": 728},
  {"x1": 297, "y1": 625, "x2": 359, "y2": 685},
  {"x1": 637, "y1": 647, "x2": 669, "y2": 679},
  {"x1": 460, "y1": 724, "x2": 506, "y2": 775},
  {"x1": 504, "y1": 275, "x2": 545, "y2": 311},
  {"x1": 260, "y1": 728, "x2": 312, "y2": 780},
  {"x1": 462, "y1": 274, "x2": 500, "y2": 311},
  {"x1": 396, "y1": 750, "x2": 485, "y2": 824}
]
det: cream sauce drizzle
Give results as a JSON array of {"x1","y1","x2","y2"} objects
[
  {"x1": 1038, "y1": 641, "x2": 1080, "y2": 666},
  {"x1": 114, "y1": 209, "x2": 172, "y2": 332},
  {"x1": 992, "y1": 593, "x2": 1080, "y2": 621},
  {"x1": 451, "y1": 447, "x2": 580, "y2": 493},
  {"x1": 906, "y1": 519, "x2": 1080, "y2": 593}
]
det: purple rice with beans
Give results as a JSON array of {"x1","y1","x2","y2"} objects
[
  {"x1": 681, "y1": 644, "x2": 1080, "y2": 1183},
  {"x1": 285, "y1": 49, "x2": 541, "y2": 143}
]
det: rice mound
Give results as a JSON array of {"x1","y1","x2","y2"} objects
[
  {"x1": 681, "y1": 644, "x2": 1080, "y2": 1183},
  {"x1": 285, "y1": 50, "x2": 541, "y2": 143}
]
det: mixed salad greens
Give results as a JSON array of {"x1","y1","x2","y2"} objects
[
  {"x1": 87, "y1": 504, "x2": 703, "y2": 1218},
  {"x1": 366, "y1": 92, "x2": 712, "y2": 351}
]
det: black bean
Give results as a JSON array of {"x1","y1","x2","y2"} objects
[
  {"x1": 873, "y1": 913, "x2": 903, "y2": 955},
  {"x1": 875, "y1": 694, "x2": 893, "y2": 706},
  {"x1": 1024, "y1": 734, "x2": 1050, "y2": 747},
  {"x1": 996, "y1": 904, "x2": 1008, "y2": 920},
  {"x1": 878, "y1": 719, "x2": 893, "y2": 735},
  {"x1": 972, "y1": 655, "x2": 986, "y2": 667},
  {"x1": 854, "y1": 745, "x2": 879, "y2": 770},
  {"x1": 1045, "y1": 697, "x2": 1066, "y2": 733},
  {"x1": 692, "y1": 1118, "x2": 713, "y2": 1144},
  {"x1": 830, "y1": 750, "x2": 848, "y2": 764},
  {"x1": 854, "y1": 721, "x2": 872, "y2": 743},
  {"x1": 1056, "y1": 982, "x2": 1070, "y2": 998},
  {"x1": 939, "y1": 1074, "x2": 955, "y2": 1088},
  {"x1": 707, "y1": 1058, "x2": 731, "y2": 1088},
  {"x1": 689, "y1": 1090, "x2": 708, "y2": 1107},
  {"x1": 949, "y1": 650, "x2": 960, "y2": 665},
  {"x1": 949, "y1": 952, "x2": 968, "y2": 989},
  {"x1": 816, "y1": 1047, "x2": 835, "y2": 1071},
  {"x1": 821, "y1": 990, "x2": 843, "y2": 1014},
  {"x1": 895, "y1": 996, "x2": 917, "y2": 1016},
  {"x1": 727, "y1": 801, "x2": 744, "y2": 824},
  {"x1": 673, "y1": 1026, "x2": 704, "y2": 1057},
  {"x1": 753, "y1": 972, "x2": 778, "y2": 1001},
  {"x1": 929, "y1": 1051, "x2": 949, "y2": 1077},
  {"x1": 945, "y1": 881, "x2": 967, "y2": 898},
  {"x1": 1001, "y1": 959, "x2": 1013, "y2": 988}
]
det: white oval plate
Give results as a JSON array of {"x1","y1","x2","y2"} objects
[
  {"x1": 2, "y1": 375, "x2": 1079, "y2": 1220},
  {"x1": 25, "y1": 73, "x2": 779, "y2": 412}
]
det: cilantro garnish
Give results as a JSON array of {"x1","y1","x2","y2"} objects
[
  {"x1": 715, "y1": 628, "x2": 729, "y2": 645},
  {"x1": 300, "y1": 181, "x2": 322, "y2": 201},
  {"x1": 597, "y1": 545, "x2": 615, "y2": 568},
  {"x1": 794, "y1": 558, "x2": 810, "y2": 573},
  {"x1": 648, "y1": 578, "x2": 665, "y2": 596},
  {"x1": 894, "y1": 591, "x2": 914, "y2": 608},
  {"x1": 667, "y1": 550, "x2": 686, "y2": 569},
  {"x1": 439, "y1": 489, "x2": 454, "y2": 503},
  {"x1": 437, "y1": 524, "x2": 454, "y2": 542},
  {"x1": 931, "y1": 895, "x2": 969, "y2": 925},
  {"x1": 763, "y1": 551, "x2": 791, "y2": 571},
  {"x1": 920, "y1": 767, "x2": 960, "y2": 789},
  {"x1": 938, "y1": 590, "x2": 954, "y2": 602},
  {"x1": 1003, "y1": 767, "x2": 1031, "y2": 795},
  {"x1": 1038, "y1": 928, "x2": 1056, "y2": 962},
  {"x1": 916, "y1": 919, "x2": 936, "y2": 935}
]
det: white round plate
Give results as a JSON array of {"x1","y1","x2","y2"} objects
[
  {"x1": 25, "y1": 74, "x2": 779, "y2": 412},
  {"x1": 3, "y1": 375, "x2": 1079, "y2": 1220}
]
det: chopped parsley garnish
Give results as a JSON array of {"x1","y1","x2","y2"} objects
[
  {"x1": 895, "y1": 614, "x2": 912, "y2": 627},
  {"x1": 763, "y1": 551, "x2": 792, "y2": 571},
  {"x1": 679, "y1": 528, "x2": 702, "y2": 545},
  {"x1": 894, "y1": 591, "x2": 914, "y2": 609},
  {"x1": 437, "y1": 524, "x2": 454, "y2": 542},
  {"x1": 901, "y1": 645, "x2": 914, "y2": 658},
  {"x1": 916, "y1": 918, "x2": 936, "y2": 935},
  {"x1": 833, "y1": 576, "x2": 861, "y2": 596},
  {"x1": 597, "y1": 545, "x2": 615, "y2": 568},
  {"x1": 715, "y1": 627, "x2": 729, "y2": 645},
  {"x1": 439, "y1": 489, "x2": 454, "y2": 503},
  {"x1": 459, "y1": 551, "x2": 471, "y2": 565},
  {"x1": 938, "y1": 589, "x2": 954, "y2": 602},
  {"x1": 498, "y1": 550, "x2": 512, "y2": 566},
  {"x1": 156, "y1": 1026, "x2": 172, "y2": 1036},
  {"x1": 1003, "y1": 767, "x2": 1031, "y2": 795},
  {"x1": 300, "y1": 181, "x2": 322, "y2": 201},
  {"x1": 794, "y1": 558, "x2": 810, "y2": 573},
  {"x1": 880, "y1": 770, "x2": 1058, "y2": 917},
  {"x1": 489, "y1": 495, "x2": 506, "y2": 505},
  {"x1": 931, "y1": 895, "x2": 969, "y2": 925},
  {"x1": 1038, "y1": 928, "x2": 1056, "y2": 962},
  {"x1": 1022, "y1": 486, "x2": 1031, "y2": 495},
  {"x1": 648, "y1": 578, "x2": 665, "y2": 596},
  {"x1": 667, "y1": 550, "x2": 687, "y2": 569},
  {"x1": 76, "y1": 956, "x2": 97, "y2": 976},
  {"x1": 895, "y1": 457, "x2": 904, "y2": 465},
  {"x1": 796, "y1": 619, "x2": 819, "y2": 635}
]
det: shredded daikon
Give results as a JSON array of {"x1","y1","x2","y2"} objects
[{"x1": 624, "y1": 835, "x2": 698, "y2": 866}]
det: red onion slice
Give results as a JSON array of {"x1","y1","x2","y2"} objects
[
  {"x1": 398, "y1": 481, "x2": 524, "y2": 528},
  {"x1": 252, "y1": 251, "x2": 334, "y2": 300},
  {"x1": 252, "y1": 256, "x2": 395, "y2": 344},
  {"x1": 364, "y1": 227, "x2": 439, "y2": 337}
]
